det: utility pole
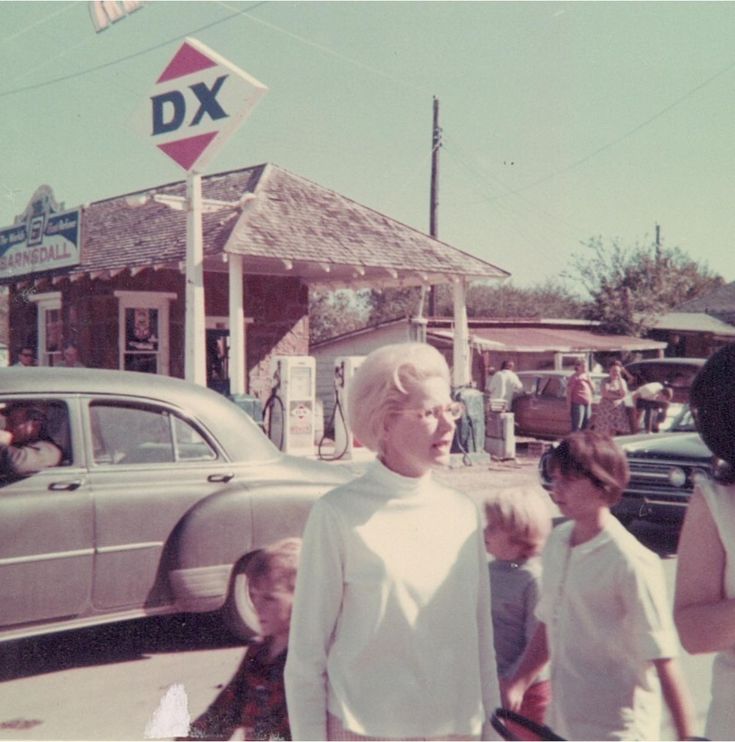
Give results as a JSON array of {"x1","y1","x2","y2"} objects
[
  {"x1": 428, "y1": 95, "x2": 441, "y2": 316},
  {"x1": 655, "y1": 223, "x2": 661, "y2": 260}
]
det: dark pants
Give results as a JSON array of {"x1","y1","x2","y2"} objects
[{"x1": 636, "y1": 398, "x2": 668, "y2": 433}]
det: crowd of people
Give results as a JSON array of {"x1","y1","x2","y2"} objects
[{"x1": 170, "y1": 341, "x2": 735, "y2": 741}]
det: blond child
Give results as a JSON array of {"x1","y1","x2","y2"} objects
[
  {"x1": 188, "y1": 538, "x2": 301, "y2": 741},
  {"x1": 484, "y1": 487, "x2": 552, "y2": 734},
  {"x1": 503, "y1": 432, "x2": 695, "y2": 740}
]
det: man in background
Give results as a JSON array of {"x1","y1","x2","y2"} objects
[{"x1": 488, "y1": 360, "x2": 524, "y2": 411}]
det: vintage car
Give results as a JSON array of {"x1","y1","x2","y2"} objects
[
  {"x1": 539, "y1": 406, "x2": 715, "y2": 530},
  {"x1": 623, "y1": 357, "x2": 706, "y2": 405},
  {"x1": 0, "y1": 368, "x2": 357, "y2": 643},
  {"x1": 511, "y1": 370, "x2": 606, "y2": 439}
]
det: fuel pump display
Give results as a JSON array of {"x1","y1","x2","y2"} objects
[{"x1": 263, "y1": 356, "x2": 316, "y2": 456}]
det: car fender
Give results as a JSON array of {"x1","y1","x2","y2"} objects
[
  {"x1": 167, "y1": 480, "x2": 328, "y2": 613},
  {"x1": 167, "y1": 480, "x2": 254, "y2": 613}
]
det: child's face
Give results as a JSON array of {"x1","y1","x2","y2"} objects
[
  {"x1": 249, "y1": 577, "x2": 294, "y2": 640},
  {"x1": 550, "y1": 470, "x2": 606, "y2": 521},
  {"x1": 484, "y1": 523, "x2": 525, "y2": 562}
]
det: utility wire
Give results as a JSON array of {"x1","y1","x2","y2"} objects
[
  {"x1": 1, "y1": 1, "x2": 77, "y2": 45},
  {"x1": 215, "y1": 0, "x2": 432, "y2": 96},
  {"x1": 480, "y1": 59, "x2": 735, "y2": 203},
  {"x1": 0, "y1": 2, "x2": 268, "y2": 100}
]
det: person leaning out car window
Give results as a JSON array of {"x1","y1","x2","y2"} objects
[{"x1": 0, "y1": 404, "x2": 62, "y2": 479}]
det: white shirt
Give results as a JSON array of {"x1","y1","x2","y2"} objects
[
  {"x1": 284, "y1": 460, "x2": 499, "y2": 740},
  {"x1": 488, "y1": 369, "x2": 523, "y2": 408},
  {"x1": 699, "y1": 476, "x2": 735, "y2": 741},
  {"x1": 635, "y1": 382, "x2": 665, "y2": 400},
  {"x1": 537, "y1": 516, "x2": 678, "y2": 741}
]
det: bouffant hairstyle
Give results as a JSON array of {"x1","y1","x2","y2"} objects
[
  {"x1": 244, "y1": 538, "x2": 302, "y2": 593},
  {"x1": 347, "y1": 343, "x2": 451, "y2": 456},
  {"x1": 484, "y1": 487, "x2": 552, "y2": 559},
  {"x1": 548, "y1": 430, "x2": 630, "y2": 505},
  {"x1": 691, "y1": 344, "x2": 735, "y2": 481}
]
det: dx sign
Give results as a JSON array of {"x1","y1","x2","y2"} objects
[
  {"x1": 151, "y1": 75, "x2": 229, "y2": 135},
  {"x1": 140, "y1": 38, "x2": 267, "y2": 172}
]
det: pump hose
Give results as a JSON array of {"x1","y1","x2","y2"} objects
[
  {"x1": 262, "y1": 388, "x2": 285, "y2": 451},
  {"x1": 318, "y1": 390, "x2": 350, "y2": 461}
]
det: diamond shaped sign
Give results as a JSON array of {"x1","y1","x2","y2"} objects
[{"x1": 138, "y1": 37, "x2": 268, "y2": 173}]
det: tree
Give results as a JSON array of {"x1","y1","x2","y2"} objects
[
  {"x1": 434, "y1": 280, "x2": 586, "y2": 319},
  {"x1": 308, "y1": 289, "x2": 370, "y2": 344},
  {"x1": 366, "y1": 287, "x2": 422, "y2": 325},
  {"x1": 568, "y1": 237, "x2": 724, "y2": 336}
]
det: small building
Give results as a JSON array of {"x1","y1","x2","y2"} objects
[
  {"x1": 0, "y1": 164, "x2": 508, "y2": 402},
  {"x1": 675, "y1": 280, "x2": 735, "y2": 326},
  {"x1": 645, "y1": 311, "x2": 735, "y2": 358}
]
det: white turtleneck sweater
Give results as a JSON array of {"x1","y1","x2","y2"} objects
[{"x1": 285, "y1": 460, "x2": 499, "y2": 740}]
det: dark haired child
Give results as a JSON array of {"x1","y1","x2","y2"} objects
[
  {"x1": 502, "y1": 431, "x2": 694, "y2": 740},
  {"x1": 188, "y1": 538, "x2": 301, "y2": 741}
]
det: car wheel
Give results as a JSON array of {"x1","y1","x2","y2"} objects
[{"x1": 222, "y1": 558, "x2": 260, "y2": 641}]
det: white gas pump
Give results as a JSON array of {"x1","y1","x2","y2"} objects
[
  {"x1": 333, "y1": 355, "x2": 366, "y2": 458},
  {"x1": 264, "y1": 355, "x2": 316, "y2": 456}
]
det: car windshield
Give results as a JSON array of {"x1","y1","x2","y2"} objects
[{"x1": 670, "y1": 405, "x2": 697, "y2": 432}]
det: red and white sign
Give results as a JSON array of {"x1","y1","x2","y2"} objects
[{"x1": 141, "y1": 38, "x2": 268, "y2": 173}]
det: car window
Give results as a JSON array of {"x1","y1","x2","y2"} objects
[
  {"x1": 540, "y1": 377, "x2": 565, "y2": 399},
  {"x1": 0, "y1": 398, "x2": 72, "y2": 469},
  {"x1": 90, "y1": 402, "x2": 216, "y2": 465}
]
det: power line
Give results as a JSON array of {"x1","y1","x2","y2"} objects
[
  {"x1": 0, "y1": 2, "x2": 269, "y2": 100},
  {"x1": 215, "y1": 0, "x2": 432, "y2": 96},
  {"x1": 1, "y1": 2, "x2": 77, "y2": 45},
  {"x1": 479, "y1": 58, "x2": 735, "y2": 203}
]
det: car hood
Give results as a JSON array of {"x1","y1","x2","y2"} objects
[{"x1": 615, "y1": 431, "x2": 712, "y2": 461}]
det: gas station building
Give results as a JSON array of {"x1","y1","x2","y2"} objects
[{"x1": 1, "y1": 162, "x2": 508, "y2": 405}]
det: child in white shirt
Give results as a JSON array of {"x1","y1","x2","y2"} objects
[{"x1": 502, "y1": 431, "x2": 695, "y2": 741}]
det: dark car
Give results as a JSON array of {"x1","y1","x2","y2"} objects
[
  {"x1": 624, "y1": 357, "x2": 706, "y2": 405},
  {"x1": 0, "y1": 368, "x2": 357, "y2": 643},
  {"x1": 539, "y1": 406, "x2": 714, "y2": 529}
]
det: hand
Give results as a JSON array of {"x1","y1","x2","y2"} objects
[
  {"x1": 0, "y1": 430, "x2": 13, "y2": 446},
  {"x1": 500, "y1": 677, "x2": 525, "y2": 712}
]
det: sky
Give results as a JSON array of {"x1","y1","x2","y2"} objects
[{"x1": 2, "y1": 0, "x2": 735, "y2": 293}]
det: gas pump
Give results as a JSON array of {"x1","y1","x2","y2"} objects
[
  {"x1": 263, "y1": 356, "x2": 316, "y2": 456},
  {"x1": 330, "y1": 355, "x2": 365, "y2": 459}
]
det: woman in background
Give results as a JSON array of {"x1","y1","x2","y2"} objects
[{"x1": 591, "y1": 360, "x2": 630, "y2": 437}]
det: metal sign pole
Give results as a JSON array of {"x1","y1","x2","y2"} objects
[{"x1": 185, "y1": 172, "x2": 206, "y2": 385}]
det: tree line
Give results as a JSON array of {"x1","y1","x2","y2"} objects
[{"x1": 310, "y1": 236, "x2": 724, "y2": 343}]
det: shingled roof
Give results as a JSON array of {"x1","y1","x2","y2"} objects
[
  {"x1": 676, "y1": 280, "x2": 735, "y2": 323},
  {"x1": 65, "y1": 162, "x2": 508, "y2": 288}
]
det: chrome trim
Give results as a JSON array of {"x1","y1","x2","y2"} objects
[
  {"x1": 0, "y1": 548, "x2": 94, "y2": 567},
  {"x1": 96, "y1": 542, "x2": 162, "y2": 554}
]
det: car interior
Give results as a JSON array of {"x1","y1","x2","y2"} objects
[{"x1": 0, "y1": 399, "x2": 72, "y2": 468}]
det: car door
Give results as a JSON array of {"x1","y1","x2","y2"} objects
[
  {"x1": 83, "y1": 397, "x2": 242, "y2": 611},
  {"x1": 0, "y1": 397, "x2": 94, "y2": 628}
]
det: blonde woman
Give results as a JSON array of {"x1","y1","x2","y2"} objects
[{"x1": 285, "y1": 342, "x2": 499, "y2": 741}]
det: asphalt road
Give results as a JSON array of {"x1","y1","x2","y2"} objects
[{"x1": 0, "y1": 455, "x2": 716, "y2": 741}]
